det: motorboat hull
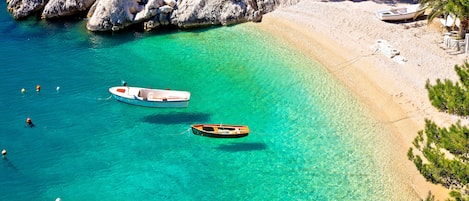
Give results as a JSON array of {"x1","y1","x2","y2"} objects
[{"x1": 109, "y1": 86, "x2": 190, "y2": 108}]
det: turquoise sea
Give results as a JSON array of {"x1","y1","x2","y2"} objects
[{"x1": 0, "y1": 3, "x2": 419, "y2": 201}]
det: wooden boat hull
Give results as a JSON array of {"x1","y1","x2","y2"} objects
[
  {"x1": 191, "y1": 124, "x2": 249, "y2": 138},
  {"x1": 109, "y1": 86, "x2": 190, "y2": 108}
]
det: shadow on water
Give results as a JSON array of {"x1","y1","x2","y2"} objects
[
  {"x1": 142, "y1": 112, "x2": 211, "y2": 125},
  {"x1": 1, "y1": 7, "x2": 243, "y2": 49},
  {"x1": 0, "y1": 15, "x2": 181, "y2": 48},
  {"x1": 85, "y1": 26, "x2": 181, "y2": 48},
  {"x1": 216, "y1": 142, "x2": 267, "y2": 152},
  {"x1": 3, "y1": 158, "x2": 18, "y2": 171},
  {"x1": 85, "y1": 25, "x2": 227, "y2": 49}
]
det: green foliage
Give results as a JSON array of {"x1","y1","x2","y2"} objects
[
  {"x1": 419, "y1": 0, "x2": 469, "y2": 38},
  {"x1": 456, "y1": 62, "x2": 469, "y2": 87},
  {"x1": 409, "y1": 147, "x2": 415, "y2": 160},
  {"x1": 415, "y1": 62, "x2": 469, "y2": 199},
  {"x1": 414, "y1": 155, "x2": 424, "y2": 172},
  {"x1": 426, "y1": 63, "x2": 469, "y2": 116},
  {"x1": 414, "y1": 130, "x2": 424, "y2": 150},
  {"x1": 410, "y1": 119, "x2": 469, "y2": 194},
  {"x1": 424, "y1": 120, "x2": 469, "y2": 160},
  {"x1": 448, "y1": 189, "x2": 469, "y2": 201},
  {"x1": 419, "y1": 0, "x2": 450, "y2": 21},
  {"x1": 449, "y1": 190, "x2": 463, "y2": 200}
]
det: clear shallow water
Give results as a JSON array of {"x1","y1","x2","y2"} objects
[{"x1": 0, "y1": 4, "x2": 418, "y2": 201}]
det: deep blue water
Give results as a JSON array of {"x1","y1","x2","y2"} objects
[{"x1": 0, "y1": 3, "x2": 419, "y2": 201}]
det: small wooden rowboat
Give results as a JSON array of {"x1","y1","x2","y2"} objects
[{"x1": 191, "y1": 124, "x2": 249, "y2": 138}]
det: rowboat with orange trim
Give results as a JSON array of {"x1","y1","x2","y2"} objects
[{"x1": 191, "y1": 124, "x2": 249, "y2": 138}]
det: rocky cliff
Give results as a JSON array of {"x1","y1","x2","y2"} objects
[{"x1": 6, "y1": 0, "x2": 301, "y2": 32}]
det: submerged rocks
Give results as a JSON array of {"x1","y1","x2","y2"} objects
[{"x1": 6, "y1": 0, "x2": 301, "y2": 32}]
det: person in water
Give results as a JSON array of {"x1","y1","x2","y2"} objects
[{"x1": 25, "y1": 117, "x2": 34, "y2": 128}]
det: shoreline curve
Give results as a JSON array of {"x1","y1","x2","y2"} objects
[{"x1": 253, "y1": 1, "x2": 469, "y2": 200}]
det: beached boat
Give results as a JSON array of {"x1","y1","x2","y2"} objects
[
  {"x1": 191, "y1": 124, "x2": 249, "y2": 138},
  {"x1": 375, "y1": 4, "x2": 422, "y2": 21},
  {"x1": 109, "y1": 86, "x2": 190, "y2": 108}
]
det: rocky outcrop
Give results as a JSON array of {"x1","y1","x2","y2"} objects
[
  {"x1": 140, "y1": 1, "x2": 174, "y2": 31},
  {"x1": 86, "y1": 0, "x2": 140, "y2": 31},
  {"x1": 42, "y1": 0, "x2": 95, "y2": 19},
  {"x1": 7, "y1": 0, "x2": 46, "y2": 19},
  {"x1": 170, "y1": 0, "x2": 248, "y2": 28},
  {"x1": 170, "y1": 0, "x2": 301, "y2": 28},
  {"x1": 6, "y1": 0, "x2": 301, "y2": 31}
]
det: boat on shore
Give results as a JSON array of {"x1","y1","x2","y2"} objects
[
  {"x1": 375, "y1": 4, "x2": 422, "y2": 21},
  {"x1": 191, "y1": 124, "x2": 249, "y2": 138},
  {"x1": 109, "y1": 86, "x2": 190, "y2": 108}
]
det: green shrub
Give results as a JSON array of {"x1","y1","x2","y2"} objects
[
  {"x1": 411, "y1": 62, "x2": 469, "y2": 199},
  {"x1": 426, "y1": 62, "x2": 469, "y2": 116},
  {"x1": 411, "y1": 119, "x2": 469, "y2": 192},
  {"x1": 408, "y1": 147, "x2": 415, "y2": 160}
]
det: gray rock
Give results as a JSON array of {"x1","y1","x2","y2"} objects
[
  {"x1": 42, "y1": 0, "x2": 95, "y2": 19},
  {"x1": 158, "y1": 5, "x2": 172, "y2": 13},
  {"x1": 134, "y1": 0, "x2": 164, "y2": 22},
  {"x1": 170, "y1": 0, "x2": 299, "y2": 29},
  {"x1": 87, "y1": 0, "x2": 300, "y2": 31},
  {"x1": 163, "y1": 0, "x2": 175, "y2": 7},
  {"x1": 170, "y1": 0, "x2": 242, "y2": 28},
  {"x1": 6, "y1": 0, "x2": 300, "y2": 31},
  {"x1": 86, "y1": 0, "x2": 139, "y2": 31},
  {"x1": 7, "y1": 0, "x2": 46, "y2": 19}
]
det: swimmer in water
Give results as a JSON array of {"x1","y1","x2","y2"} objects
[{"x1": 25, "y1": 117, "x2": 34, "y2": 128}]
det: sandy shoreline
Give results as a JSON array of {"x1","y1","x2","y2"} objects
[{"x1": 255, "y1": 1, "x2": 469, "y2": 200}]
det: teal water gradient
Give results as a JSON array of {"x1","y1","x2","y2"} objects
[{"x1": 0, "y1": 3, "x2": 419, "y2": 201}]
